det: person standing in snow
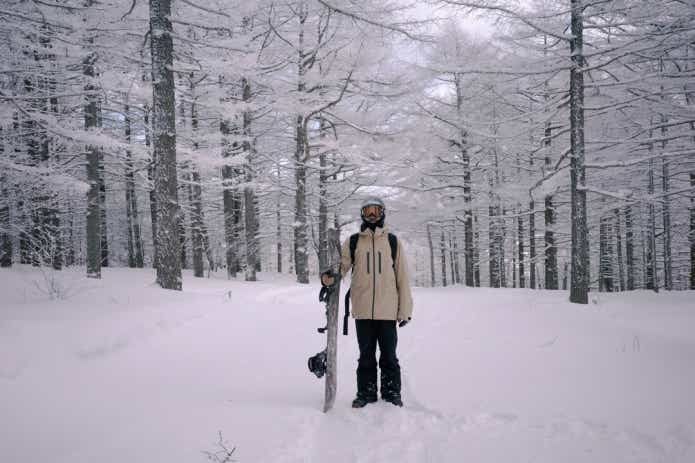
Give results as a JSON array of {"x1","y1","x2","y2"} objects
[{"x1": 321, "y1": 197, "x2": 413, "y2": 408}]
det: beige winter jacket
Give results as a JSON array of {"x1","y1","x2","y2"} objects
[{"x1": 340, "y1": 226, "x2": 413, "y2": 321}]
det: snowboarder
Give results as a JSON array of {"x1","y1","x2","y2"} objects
[{"x1": 321, "y1": 197, "x2": 413, "y2": 408}]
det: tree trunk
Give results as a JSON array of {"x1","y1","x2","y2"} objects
[
  {"x1": 277, "y1": 178, "x2": 283, "y2": 273},
  {"x1": 518, "y1": 209, "x2": 525, "y2": 288},
  {"x1": 569, "y1": 0, "x2": 589, "y2": 304},
  {"x1": 615, "y1": 208, "x2": 625, "y2": 291},
  {"x1": 145, "y1": 104, "x2": 158, "y2": 269},
  {"x1": 84, "y1": 48, "x2": 101, "y2": 279},
  {"x1": 661, "y1": 158, "x2": 672, "y2": 290},
  {"x1": 440, "y1": 228, "x2": 447, "y2": 287},
  {"x1": 544, "y1": 195, "x2": 558, "y2": 289},
  {"x1": 0, "y1": 126, "x2": 11, "y2": 267},
  {"x1": 451, "y1": 226, "x2": 460, "y2": 284},
  {"x1": 150, "y1": 0, "x2": 182, "y2": 290},
  {"x1": 489, "y1": 204, "x2": 499, "y2": 288},
  {"x1": 455, "y1": 74, "x2": 475, "y2": 287},
  {"x1": 221, "y1": 116, "x2": 240, "y2": 279},
  {"x1": 125, "y1": 102, "x2": 144, "y2": 268},
  {"x1": 599, "y1": 215, "x2": 614, "y2": 292},
  {"x1": 187, "y1": 82, "x2": 205, "y2": 278},
  {"x1": 318, "y1": 119, "x2": 329, "y2": 272},
  {"x1": 427, "y1": 223, "x2": 435, "y2": 287},
  {"x1": 646, "y1": 158, "x2": 658, "y2": 292},
  {"x1": 625, "y1": 205, "x2": 635, "y2": 290},
  {"x1": 690, "y1": 173, "x2": 695, "y2": 290},
  {"x1": 529, "y1": 200, "x2": 536, "y2": 289},
  {"x1": 473, "y1": 214, "x2": 481, "y2": 286},
  {"x1": 240, "y1": 77, "x2": 258, "y2": 282}
]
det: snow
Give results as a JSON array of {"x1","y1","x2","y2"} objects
[{"x1": 1, "y1": 266, "x2": 694, "y2": 463}]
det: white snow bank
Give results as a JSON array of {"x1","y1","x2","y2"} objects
[{"x1": 1, "y1": 266, "x2": 693, "y2": 463}]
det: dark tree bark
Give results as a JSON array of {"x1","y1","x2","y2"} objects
[
  {"x1": 646, "y1": 158, "x2": 658, "y2": 292},
  {"x1": 125, "y1": 102, "x2": 144, "y2": 268},
  {"x1": 599, "y1": 215, "x2": 614, "y2": 292},
  {"x1": 518, "y1": 210, "x2": 525, "y2": 288},
  {"x1": 690, "y1": 173, "x2": 695, "y2": 289},
  {"x1": 0, "y1": 126, "x2": 11, "y2": 267},
  {"x1": 473, "y1": 214, "x2": 481, "y2": 287},
  {"x1": 187, "y1": 82, "x2": 205, "y2": 278},
  {"x1": 544, "y1": 195, "x2": 558, "y2": 289},
  {"x1": 614, "y1": 208, "x2": 625, "y2": 291},
  {"x1": 221, "y1": 117, "x2": 240, "y2": 279},
  {"x1": 84, "y1": 46, "x2": 101, "y2": 279},
  {"x1": 529, "y1": 200, "x2": 536, "y2": 289},
  {"x1": 427, "y1": 223, "x2": 435, "y2": 287},
  {"x1": 240, "y1": 77, "x2": 259, "y2": 282},
  {"x1": 440, "y1": 228, "x2": 448, "y2": 287},
  {"x1": 150, "y1": 0, "x2": 182, "y2": 290},
  {"x1": 145, "y1": 104, "x2": 158, "y2": 269},
  {"x1": 569, "y1": 0, "x2": 589, "y2": 304},
  {"x1": 661, "y1": 158, "x2": 672, "y2": 290},
  {"x1": 455, "y1": 74, "x2": 475, "y2": 287},
  {"x1": 451, "y1": 226, "x2": 460, "y2": 284},
  {"x1": 625, "y1": 205, "x2": 635, "y2": 290}
]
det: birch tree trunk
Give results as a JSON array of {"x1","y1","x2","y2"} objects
[
  {"x1": 150, "y1": 0, "x2": 182, "y2": 290},
  {"x1": 569, "y1": 0, "x2": 589, "y2": 304}
]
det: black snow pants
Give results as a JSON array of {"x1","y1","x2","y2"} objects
[{"x1": 355, "y1": 319, "x2": 401, "y2": 400}]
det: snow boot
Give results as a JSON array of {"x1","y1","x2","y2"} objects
[
  {"x1": 352, "y1": 395, "x2": 378, "y2": 408},
  {"x1": 382, "y1": 394, "x2": 403, "y2": 407}
]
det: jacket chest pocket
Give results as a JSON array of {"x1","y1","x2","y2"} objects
[{"x1": 378, "y1": 251, "x2": 382, "y2": 273}]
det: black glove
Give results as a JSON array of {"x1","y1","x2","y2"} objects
[
  {"x1": 320, "y1": 269, "x2": 336, "y2": 287},
  {"x1": 398, "y1": 318, "x2": 410, "y2": 328}
]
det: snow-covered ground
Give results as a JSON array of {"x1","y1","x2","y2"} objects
[{"x1": 1, "y1": 265, "x2": 694, "y2": 463}]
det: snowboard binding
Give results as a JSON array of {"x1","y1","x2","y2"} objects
[{"x1": 307, "y1": 350, "x2": 327, "y2": 378}]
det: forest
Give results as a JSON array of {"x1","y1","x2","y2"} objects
[{"x1": 1, "y1": 0, "x2": 694, "y2": 301}]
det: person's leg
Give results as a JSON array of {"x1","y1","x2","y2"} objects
[
  {"x1": 377, "y1": 320, "x2": 402, "y2": 404},
  {"x1": 355, "y1": 319, "x2": 378, "y2": 403}
]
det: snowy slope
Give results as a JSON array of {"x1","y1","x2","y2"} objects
[{"x1": 1, "y1": 266, "x2": 694, "y2": 463}]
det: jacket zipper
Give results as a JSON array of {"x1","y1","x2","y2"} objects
[{"x1": 371, "y1": 234, "x2": 376, "y2": 319}]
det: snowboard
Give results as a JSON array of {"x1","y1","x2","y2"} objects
[{"x1": 323, "y1": 228, "x2": 342, "y2": 412}]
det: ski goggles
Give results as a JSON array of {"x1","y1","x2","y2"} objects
[{"x1": 361, "y1": 205, "x2": 383, "y2": 217}]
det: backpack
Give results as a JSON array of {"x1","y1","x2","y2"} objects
[{"x1": 343, "y1": 232, "x2": 398, "y2": 335}]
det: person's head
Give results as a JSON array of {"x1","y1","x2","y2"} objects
[{"x1": 360, "y1": 197, "x2": 385, "y2": 230}]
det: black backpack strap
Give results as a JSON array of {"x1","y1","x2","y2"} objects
[
  {"x1": 388, "y1": 233, "x2": 398, "y2": 269},
  {"x1": 349, "y1": 233, "x2": 359, "y2": 267},
  {"x1": 344, "y1": 233, "x2": 359, "y2": 336},
  {"x1": 343, "y1": 289, "x2": 350, "y2": 336}
]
